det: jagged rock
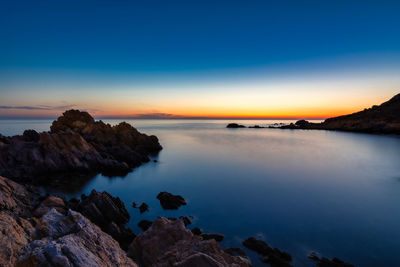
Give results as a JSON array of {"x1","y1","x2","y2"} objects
[
  {"x1": 179, "y1": 216, "x2": 192, "y2": 226},
  {"x1": 243, "y1": 237, "x2": 293, "y2": 267},
  {"x1": 74, "y1": 189, "x2": 135, "y2": 250},
  {"x1": 18, "y1": 209, "x2": 138, "y2": 267},
  {"x1": 191, "y1": 227, "x2": 203, "y2": 235},
  {"x1": 33, "y1": 195, "x2": 66, "y2": 217},
  {"x1": 224, "y1": 247, "x2": 247, "y2": 257},
  {"x1": 138, "y1": 220, "x2": 153, "y2": 231},
  {"x1": 309, "y1": 252, "x2": 354, "y2": 267},
  {"x1": 227, "y1": 123, "x2": 246, "y2": 128},
  {"x1": 0, "y1": 109, "x2": 162, "y2": 182},
  {"x1": 129, "y1": 217, "x2": 251, "y2": 267},
  {"x1": 139, "y1": 202, "x2": 149, "y2": 213},
  {"x1": 201, "y1": 233, "x2": 224, "y2": 242},
  {"x1": 157, "y1": 192, "x2": 187, "y2": 210}
]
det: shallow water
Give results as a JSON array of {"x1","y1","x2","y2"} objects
[{"x1": 2, "y1": 119, "x2": 400, "y2": 266}]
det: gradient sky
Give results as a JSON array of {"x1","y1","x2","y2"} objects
[{"x1": 1, "y1": 0, "x2": 400, "y2": 118}]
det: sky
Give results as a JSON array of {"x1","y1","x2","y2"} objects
[{"x1": 0, "y1": 0, "x2": 399, "y2": 119}]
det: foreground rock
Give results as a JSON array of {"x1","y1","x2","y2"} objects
[
  {"x1": 129, "y1": 217, "x2": 251, "y2": 267},
  {"x1": 157, "y1": 191, "x2": 187, "y2": 210},
  {"x1": 273, "y1": 93, "x2": 400, "y2": 134},
  {"x1": 0, "y1": 109, "x2": 162, "y2": 182},
  {"x1": 19, "y1": 209, "x2": 138, "y2": 267},
  {"x1": 71, "y1": 189, "x2": 135, "y2": 250},
  {"x1": 0, "y1": 176, "x2": 137, "y2": 267},
  {"x1": 243, "y1": 237, "x2": 293, "y2": 267}
]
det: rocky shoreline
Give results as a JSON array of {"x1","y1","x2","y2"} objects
[{"x1": 227, "y1": 93, "x2": 400, "y2": 135}]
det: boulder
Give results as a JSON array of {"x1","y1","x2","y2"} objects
[
  {"x1": 201, "y1": 233, "x2": 224, "y2": 242},
  {"x1": 309, "y1": 252, "x2": 354, "y2": 267},
  {"x1": 74, "y1": 189, "x2": 135, "y2": 250},
  {"x1": 128, "y1": 217, "x2": 251, "y2": 267},
  {"x1": 18, "y1": 209, "x2": 138, "y2": 267},
  {"x1": 139, "y1": 202, "x2": 149, "y2": 213},
  {"x1": 33, "y1": 195, "x2": 66, "y2": 217},
  {"x1": 138, "y1": 220, "x2": 153, "y2": 231},
  {"x1": 157, "y1": 192, "x2": 187, "y2": 210}
]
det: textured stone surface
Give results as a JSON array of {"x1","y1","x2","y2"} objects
[
  {"x1": 129, "y1": 217, "x2": 251, "y2": 267},
  {"x1": 0, "y1": 109, "x2": 162, "y2": 182},
  {"x1": 19, "y1": 209, "x2": 138, "y2": 267}
]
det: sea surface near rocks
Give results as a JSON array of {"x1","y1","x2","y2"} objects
[{"x1": 2, "y1": 119, "x2": 400, "y2": 266}]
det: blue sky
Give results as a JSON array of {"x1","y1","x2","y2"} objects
[{"x1": 1, "y1": 0, "x2": 399, "y2": 118}]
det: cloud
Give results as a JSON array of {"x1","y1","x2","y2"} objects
[
  {"x1": 130, "y1": 113, "x2": 184, "y2": 119},
  {"x1": 0, "y1": 105, "x2": 75, "y2": 110}
]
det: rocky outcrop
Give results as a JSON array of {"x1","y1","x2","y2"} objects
[
  {"x1": 129, "y1": 217, "x2": 251, "y2": 267},
  {"x1": 19, "y1": 209, "x2": 138, "y2": 267},
  {"x1": 0, "y1": 109, "x2": 162, "y2": 182},
  {"x1": 243, "y1": 237, "x2": 293, "y2": 267},
  {"x1": 70, "y1": 189, "x2": 135, "y2": 250},
  {"x1": 309, "y1": 252, "x2": 354, "y2": 267},
  {"x1": 0, "y1": 176, "x2": 137, "y2": 267},
  {"x1": 157, "y1": 192, "x2": 187, "y2": 210},
  {"x1": 274, "y1": 93, "x2": 400, "y2": 134},
  {"x1": 227, "y1": 123, "x2": 246, "y2": 128}
]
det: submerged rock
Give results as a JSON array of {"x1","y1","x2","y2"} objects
[
  {"x1": 129, "y1": 217, "x2": 251, "y2": 267},
  {"x1": 157, "y1": 191, "x2": 187, "y2": 210},
  {"x1": 309, "y1": 252, "x2": 354, "y2": 267}
]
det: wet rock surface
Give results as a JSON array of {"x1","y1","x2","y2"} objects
[
  {"x1": 201, "y1": 233, "x2": 224, "y2": 242},
  {"x1": 0, "y1": 109, "x2": 162, "y2": 183},
  {"x1": 157, "y1": 191, "x2": 187, "y2": 210},
  {"x1": 129, "y1": 217, "x2": 251, "y2": 267}
]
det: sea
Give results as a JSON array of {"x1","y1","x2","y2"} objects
[{"x1": 1, "y1": 119, "x2": 400, "y2": 267}]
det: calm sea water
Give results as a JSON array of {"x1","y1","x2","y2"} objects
[{"x1": 1, "y1": 119, "x2": 400, "y2": 267}]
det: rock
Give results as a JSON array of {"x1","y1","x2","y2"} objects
[
  {"x1": 0, "y1": 109, "x2": 162, "y2": 182},
  {"x1": 139, "y1": 202, "x2": 149, "y2": 213},
  {"x1": 132, "y1": 202, "x2": 137, "y2": 208},
  {"x1": 157, "y1": 192, "x2": 187, "y2": 210},
  {"x1": 275, "y1": 93, "x2": 400, "y2": 135},
  {"x1": 128, "y1": 217, "x2": 251, "y2": 267},
  {"x1": 191, "y1": 227, "x2": 203, "y2": 235},
  {"x1": 224, "y1": 247, "x2": 247, "y2": 257},
  {"x1": 243, "y1": 237, "x2": 293, "y2": 266},
  {"x1": 0, "y1": 175, "x2": 139, "y2": 266},
  {"x1": 138, "y1": 220, "x2": 153, "y2": 231},
  {"x1": 227, "y1": 123, "x2": 246, "y2": 128},
  {"x1": 33, "y1": 195, "x2": 66, "y2": 217},
  {"x1": 201, "y1": 233, "x2": 224, "y2": 242},
  {"x1": 309, "y1": 252, "x2": 354, "y2": 267},
  {"x1": 179, "y1": 216, "x2": 192, "y2": 226},
  {"x1": 18, "y1": 209, "x2": 138, "y2": 267},
  {"x1": 249, "y1": 125, "x2": 265, "y2": 128},
  {"x1": 243, "y1": 237, "x2": 273, "y2": 255},
  {"x1": 74, "y1": 189, "x2": 135, "y2": 250},
  {"x1": 153, "y1": 159, "x2": 158, "y2": 162}
]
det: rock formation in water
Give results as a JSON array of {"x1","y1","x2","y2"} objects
[
  {"x1": 0, "y1": 109, "x2": 162, "y2": 183},
  {"x1": 227, "y1": 123, "x2": 246, "y2": 128},
  {"x1": 277, "y1": 93, "x2": 400, "y2": 134},
  {"x1": 0, "y1": 175, "x2": 137, "y2": 267},
  {"x1": 129, "y1": 217, "x2": 251, "y2": 267},
  {"x1": 157, "y1": 191, "x2": 187, "y2": 210}
]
